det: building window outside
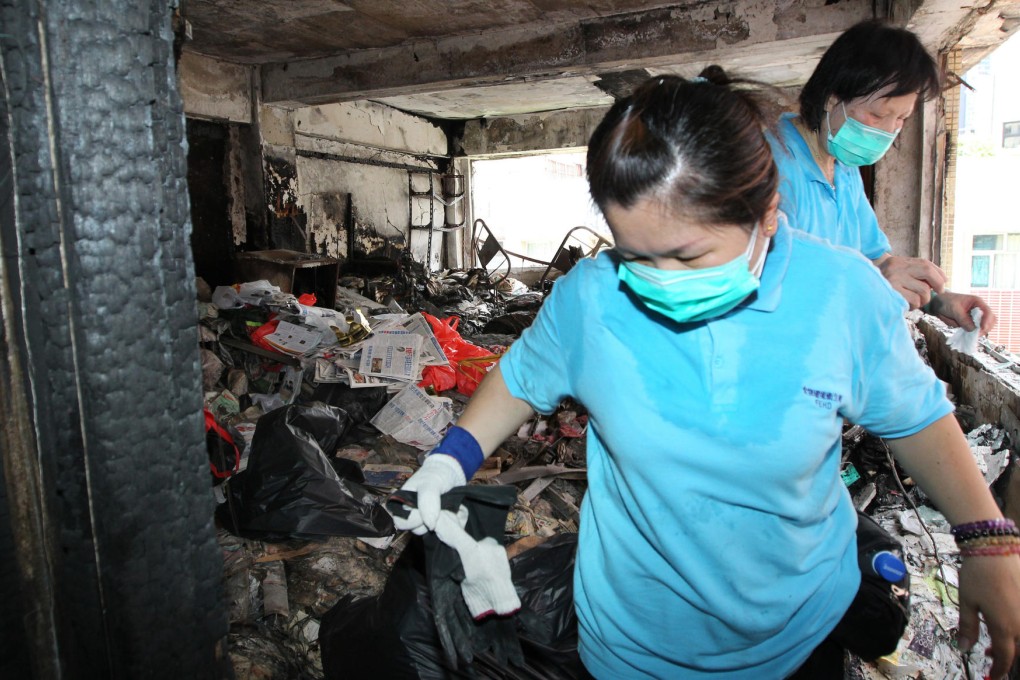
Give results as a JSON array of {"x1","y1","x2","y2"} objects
[
  {"x1": 953, "y1": 33, "x2": 1020, "y2": 354},
  {"x1": 970, "y1": 233, "x2": 1020, "y2": 288},
  {"x1": 545, "y1": 158, "x2": 584, "y2": 177},
  {"x1": 1004, "y1": 121, "x2": 1020, "y2": 149},
  {"x1": 971, "y1": 255, "x2": 990, "y2": 287}
]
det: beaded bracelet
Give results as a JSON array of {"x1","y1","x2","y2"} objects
[
  {"x1": 952, "y1": 519, "x2": 1020, "y2": 558},
  {"x1": 951, "y1": 518, "x2": 1017, "y2": 533},
  {"x1": 957, "y1": 536, "x2": 1020, "y2": 549},
  {"x1": 959, "y1": 544, "x2": 1020, "y2": 558},
  {"x1": 951, "y1": 518, "x2": 1017, "y2": 536},
  {"x1": 953, "y1": 526, "x2": 1020, "y2": 543}
]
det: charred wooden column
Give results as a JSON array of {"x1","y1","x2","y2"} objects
[{"x1": 0, "y1": 0, "x2": 227, "y2": 677}]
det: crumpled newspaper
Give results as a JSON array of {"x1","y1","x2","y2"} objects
[{"x1": 947, "y1": 308, "x2": 982, "y2": 357}]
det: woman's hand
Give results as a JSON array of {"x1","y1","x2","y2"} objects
[
  {"x1": 875, "y1": 254, "x2": 947, "y2": 310},
  {"x1": 391, "y1": 453, "x2": 466, "y2": 534},
  {"x1": 957, "y1": 554, "x2": 1020, "y2": 678},
  {"x1": 926, "y1": 291, "x2": 997, "y2": 334}
]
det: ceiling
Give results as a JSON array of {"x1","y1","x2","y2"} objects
[{"x1": 182, "y1": 0, "x2": 1020, "y2": 120}]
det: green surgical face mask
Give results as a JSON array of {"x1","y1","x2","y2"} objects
[
  {"x1": 617, "y1": 227, "x2": 768, "y2": 324},
  {"x1": 826, "y1": 103, "x2": 898, "y2": 167}
]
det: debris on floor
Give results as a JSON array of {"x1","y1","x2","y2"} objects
[
  {"x1": 198, "y1": 268, "x2": 1017, "y2": 680},
  {"x1": 841, "y1": 426, "x2": 1014, "y2": 678}
]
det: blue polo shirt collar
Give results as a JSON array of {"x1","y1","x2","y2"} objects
[{"x1": 778, "y1": 113, "x2": 838, "y2": 189}]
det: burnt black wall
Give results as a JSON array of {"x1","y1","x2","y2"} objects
[
  {"x1": 0, "y1": 49, "x2": 31, "y2": 680},
  {"x1": 0, "y1": 0, "x2": 227, "y2": 677}
]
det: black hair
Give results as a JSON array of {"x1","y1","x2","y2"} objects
[
  {"x1": 586, "y1": 67, "x2": 778, "y2": 230},
  {"x1": 800, "y1": 20, "x2": 940, "y2": 130}
]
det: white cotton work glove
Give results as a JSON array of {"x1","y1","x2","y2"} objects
[
  {"x1": 947, "y1": 308, "x2": 983, "y2": 357},
  {"x1": 433, "y1": 507, "x2": 521, "y2": 620},
  {"x1": 391, "y1": 453, "x2": 466, "y2": 535}
]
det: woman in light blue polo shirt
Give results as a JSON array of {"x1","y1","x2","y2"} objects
[
  {"x1": 394, "y1": 72, "x2": 1020, "y2": 678},
  {"x1": 768, "y1": 19, "x2": 996, "y2": 334}
]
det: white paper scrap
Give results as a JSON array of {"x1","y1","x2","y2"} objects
[{"x1": 370, "y1": 383, "x2": 453, "y2": 449}]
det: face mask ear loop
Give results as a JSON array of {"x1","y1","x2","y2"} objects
[
  {"x1": 745, "y1": 223, "x2": 769, "y2": 279},
  {"x1": 826, "y1": 102, "x2": 848, "y2": 142},
  {"x1": 750, "y1": 235, "x2": 770, "y2": 279},
  {"x1": 743, "y1": 224, "x2": 758, "y2": 258}
]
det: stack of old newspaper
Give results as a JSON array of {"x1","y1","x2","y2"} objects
[
  {"x1": 310, "y1": 312, "x2": 448, "y2": 392},
  {"x1": 309, "y1": 312, "x2": 455, "y2": 450}
]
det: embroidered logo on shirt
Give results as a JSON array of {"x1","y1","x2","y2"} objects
[{"x1": 803, "y1": 386, "x2": 843, "y2": 410}]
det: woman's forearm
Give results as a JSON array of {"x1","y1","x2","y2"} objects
[
  {"x1": 455, "y1": 363, "x2": 536, "y2": 457},
  {"x1": 886, "y1": 414, "x2": 1002, "y2": 525}
]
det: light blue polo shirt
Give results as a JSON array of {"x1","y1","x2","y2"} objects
[
  {"x1": 499, "y1": 219, "x2": 951, "y2": 679},
  {"x1": 767, "y1": 113, "x2": 892, "y2": 261}
]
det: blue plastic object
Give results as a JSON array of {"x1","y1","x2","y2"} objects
[{"x1": 868, "y1": 551, "x2": 907, "y2": 583}]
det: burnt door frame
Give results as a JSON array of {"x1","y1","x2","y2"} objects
[{"x1": 0, "y1": 1, "x2": 228, "y2": 677}]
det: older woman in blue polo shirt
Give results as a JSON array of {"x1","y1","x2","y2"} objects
[
  {"x1": 394, "y1": 73, "x2": 1020, "y2": 679},
  {"x1": 769, "y1": 19, "x2": 996, "y2": 333}
]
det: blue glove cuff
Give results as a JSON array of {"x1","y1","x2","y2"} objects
[{"x1": 433, "y1": 425, "x2": 484, "y2": 480}]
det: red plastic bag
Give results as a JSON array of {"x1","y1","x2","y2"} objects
[
  {"x1": 205, "y1": 408, "x2": 241, "y2": 478},
  {"x1": 418, "y1": 313, "x2": 504, "y2": 396},
  {"x1": 420, "y1": 364, "x2": 458, "y2": 393},
  {"x1": 249, "y1": 317, "x2": 280, "y2": 352}
]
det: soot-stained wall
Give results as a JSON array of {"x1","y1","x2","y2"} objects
[
  {"x1": 259, "y1": 100, "x2": 448, "y2": 269},
  {"x1": 0, "y1": 0, "x2": 226, "y2": 677}
]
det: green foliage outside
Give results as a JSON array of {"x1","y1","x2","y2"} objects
[{"x1": 957, "y1": 137, "x2": 997, "y2": 157}]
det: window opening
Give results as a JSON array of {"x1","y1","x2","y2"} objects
[
  {"x1": 470, "y1": 151, "x2": 609, "y2": 272},
  {"x1": 952, "y1": 31, "x2": 1020, "y2": 353}
]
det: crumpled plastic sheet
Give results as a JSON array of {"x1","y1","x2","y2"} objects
[{"x1": 965, "y1": 423, "x2": 1012, "y2": 485}]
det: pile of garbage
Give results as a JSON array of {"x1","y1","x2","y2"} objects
[
  {"x1": 336, "y1": 263, "x2": 543, "y2": 339},
  {"x1": 200, "y1": 273, "x2": 1016, "y2": 680},
  {"x1": 841, "y1": 421, "x2": 1014, "y2": 679},
  {"x1": 196, "y1": 270, "x2": 566, "y2": 676}
]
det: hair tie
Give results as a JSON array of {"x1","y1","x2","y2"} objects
[{"x1": 690, "y1": 76, "x2": 708, "y2": 84}]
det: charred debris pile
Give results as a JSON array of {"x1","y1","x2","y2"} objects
[{"x1": 198, "y1": 261, "x2": 1015, "y2": 680}]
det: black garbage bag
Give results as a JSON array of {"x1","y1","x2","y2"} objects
[
  {"x1": 481, "y1": 312, "x2": 536, "y2": 337},
  {"x1": 830, "y1": 511, "x2": 912, "y2": 660},
  {"x1": 500, "y1": 533, "x2": 582, "y2": 678},
  {"x1": 388, "y1": 486, "x2": 524, "y2": 671},
  {"x1": 320, "y1": 508, "x2": 583, "y2": 680},
  {"x1": 304, "y1": 382, "x2": 392, "y2": 446},
  {"x1": 216, "y1": 402, "x2": 394, "y2": 541},
  {"x1": 305, "y1": 383, "x2": 391, "y2": 433}
]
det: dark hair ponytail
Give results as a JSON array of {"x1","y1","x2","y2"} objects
[{"x1": 587, "y1": 67, "x2": 778, "y2": 229}]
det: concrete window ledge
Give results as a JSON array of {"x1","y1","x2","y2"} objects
[
  {"x1": 915, "y1": 314, "x2": 1020, "y2": 521},
  {"x1": 915, "y1": 315, "x2": 1020, "y2": 441}
]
